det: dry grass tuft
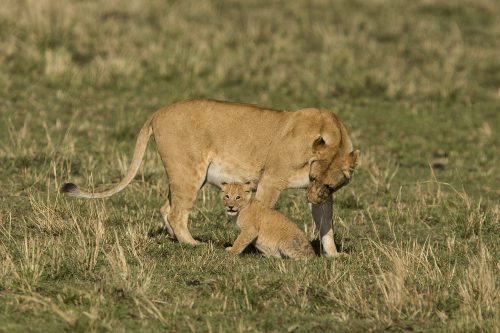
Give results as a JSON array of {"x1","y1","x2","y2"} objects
[{"x1": 459, "y1": 245, "x2": 499, "y2": 329}]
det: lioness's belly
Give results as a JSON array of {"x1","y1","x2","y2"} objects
[
  {"x1": 206, "y1": 155, "x2": 310, "y2": 189},
  {"x1": 206, "y1": 160, "x2": 259, "y2": 186}
]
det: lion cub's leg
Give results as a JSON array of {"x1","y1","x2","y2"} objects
[
  {"x1": 280, "y1": 236, "x2": 315, "y2": 260},
  {"x1": 255, "y1": 244, "x2": 282, "y2": 259},
  {"x1": 226, "y1": 226, "x2": 258, "y2": 255}
]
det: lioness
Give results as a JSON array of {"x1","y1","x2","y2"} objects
[
  {"x1": 61, "y1": 99, "x2": 360, "y2": 257},
  {"x1": 221, "y1": 182, "x2": 315, "y2": 260}
]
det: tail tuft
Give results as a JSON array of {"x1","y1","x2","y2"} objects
[{"x1": 60, "y1": 182, "x2": 78, "y2": 195}]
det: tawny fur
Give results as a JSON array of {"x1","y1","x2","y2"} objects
[
  {"x1": 221, "y1": 182, "x2": 315, "y2": 260},
  {"x1": 61, "y1": 99, "x2": 360, "y2": 249}
]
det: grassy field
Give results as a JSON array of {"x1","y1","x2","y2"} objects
[{"x1": 0, "y1": 0, "x2": 499, "y2": 331}]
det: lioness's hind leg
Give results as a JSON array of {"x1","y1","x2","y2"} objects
[
  {"x1": 159, "y1": 151, "x2": 209, "y2": 245},
  {"x1": 160, "y1": 201, "x2": 174, "y2": 237},
  {"x1": 167, "y1": 181, "x2": 205, "y2": 245},
  {"x1": 168, "y1": 209, "x2": 198, "y2": 245}
]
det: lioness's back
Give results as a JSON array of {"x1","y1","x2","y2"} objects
[
  {"x1": 150, "y1": 99, "x2": 287, "y2": 161},
  {"x1": 152, "y1": 99, "x2": 286, "y2": 135}
]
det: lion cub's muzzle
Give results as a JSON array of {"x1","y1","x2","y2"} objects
[
  {"x1": 307, "y1": 174, "x2": 352, "y2": 203},
  {"x1": 226, "y1": 207, "x2": 239, "y2": 216},
  {"x1": 306, "y1": 183, "x2": 331, "y2": 204},
  {"x1": 328, "y1": 177, "x2": 350, "y2": 193}
]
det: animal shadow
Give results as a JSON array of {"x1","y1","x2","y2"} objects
[
  {"x1": 147, "y1": 227, "x2": 227, "y2": 245},
  {"x1": 310, "y1": 238, "x2": 353, "y2": 256}
]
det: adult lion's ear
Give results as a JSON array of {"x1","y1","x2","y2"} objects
[
  {"x1": 312, "y1": 136, "x2": 326, "y2": 152},
  {"x1": 350, "y1": 149, "x2": 361, "y2": 168}
]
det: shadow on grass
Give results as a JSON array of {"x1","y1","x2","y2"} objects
[
  {"x1": 310, "y1": 238, "x2": 354, "y2": 256},
  {"x1": 147, "y1": 225, "x2": 176, "y2": 241},
  {"x1": 148, "y1": 225, "x2": 354, "y2": 257}
]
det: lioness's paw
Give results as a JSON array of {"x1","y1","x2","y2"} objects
[
  {"x1": 325, "y1": 252, "x2": 349, "y2": 258},
  {"x1": 225, "y1": 246, "x2": 233, "y2": 252},
  {"x1": 178, "y1": 237, "x2": 200, "y2": 246}
]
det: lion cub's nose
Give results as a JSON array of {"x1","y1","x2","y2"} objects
[{"x1": 228, "y1": 205, "x2": 234, "y2": 209}]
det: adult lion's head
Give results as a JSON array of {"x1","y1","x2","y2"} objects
[{"x1": 306, "y1": 114, "x2": 360, "y2": 204}]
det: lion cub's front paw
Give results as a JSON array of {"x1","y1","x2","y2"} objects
[{"x1": 226, "y1": 246, "x2": 241, "y2": 255}]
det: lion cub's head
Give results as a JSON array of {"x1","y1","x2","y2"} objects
[{"x1": 220, "y1": 182, "x2": 254, "y2": 216}]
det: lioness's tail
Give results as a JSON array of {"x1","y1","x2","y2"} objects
[{"x1": 60, "y1": 116, "x2": 154, "y2": 199}]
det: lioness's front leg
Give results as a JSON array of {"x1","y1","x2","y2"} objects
[
  {"x1": 254, "y1": 175, "x2": 284, "y2": 207},
  {"x1": 310, "y1": 194, "x2": 340, "y2": 257}
]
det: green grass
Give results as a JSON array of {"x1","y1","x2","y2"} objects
[{"x1": 0, "y1": 0, "x2": 499, "y2": 332}]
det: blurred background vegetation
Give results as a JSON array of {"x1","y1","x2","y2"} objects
[{"x1": 1, "y1": 0, "x2": 499, "y2": 101}]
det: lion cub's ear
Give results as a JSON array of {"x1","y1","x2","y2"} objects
[
  {"x1": 243, "y1": 180, "x2": 257, "y2": 192},
  {"x1": 350, "y1": 149, "x2": 361, "y2": 168},
  {"x1": 220, "y1": 182, "x2": 228, "y2": 190}
]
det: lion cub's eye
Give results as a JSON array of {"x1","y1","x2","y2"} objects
[
  {"x1": 224, "y1": 194, "x2": 230, "y2": 199},
  {"x1": 235, "y1": 196, "x2": 241, "y2": 200}
]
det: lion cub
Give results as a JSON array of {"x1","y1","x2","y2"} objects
[{"x1": 221, "y1": 182, "x2": 315, "y2": 260}]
